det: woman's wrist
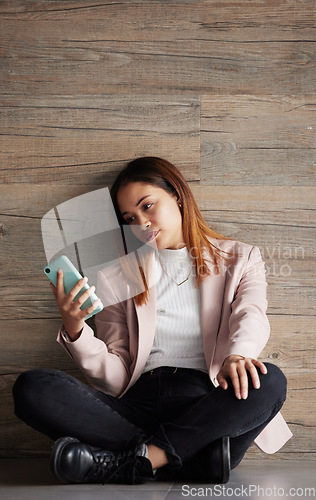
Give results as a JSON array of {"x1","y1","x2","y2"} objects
[
  {"x1": 62, "y1": 324, "x2": 84, "y2": 342},
  {"x1": 223, "y1": 354, "x2": 245, "y2": 365}
]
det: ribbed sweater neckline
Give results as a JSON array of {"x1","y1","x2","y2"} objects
[{"x1": 156, "y1": 245, "x2": 191, "y2": 264}]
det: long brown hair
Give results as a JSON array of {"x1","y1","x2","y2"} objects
[{"x1": 110, "y1": 157, "x2": 228, "y2": 306}]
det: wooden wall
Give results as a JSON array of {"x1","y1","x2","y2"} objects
[{"x1": 0, "y1": 1, "x2": 315, "y2": 459}]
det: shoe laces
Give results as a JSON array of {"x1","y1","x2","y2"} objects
[{"x1": 91, "y1": 448, "x2": 137, "y2": 483}]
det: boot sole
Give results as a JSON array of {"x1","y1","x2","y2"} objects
[{"x1": 50, "y1": 436, "x2": 80, "y2": 484}]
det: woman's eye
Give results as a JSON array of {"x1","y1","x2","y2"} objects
[
  {"x1": 123, "y1": 203, "x2": 153, "y2": 224},
  {"x1": 143, "y1": 203, "x2": 153, "y2": 210}
]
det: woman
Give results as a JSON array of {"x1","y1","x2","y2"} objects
[{"x1": 13, "y1": 157, "x2": 292, "y2": 485}]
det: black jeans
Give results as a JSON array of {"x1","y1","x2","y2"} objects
[{"x1": 12, "y1": 363, "x2": 287, "y2": 470}]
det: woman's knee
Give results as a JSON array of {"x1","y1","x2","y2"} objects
[
  {"x1": 259, "y1": 362, "x2": 287, "y2": 401},
  {"x1": 12, "y1": 369, "x2": 62, "y2": 416}
]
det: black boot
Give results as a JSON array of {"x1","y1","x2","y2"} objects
[
  {"x1": 50, "y1": 437, "x2": 154, "y2": 484},
  {"x1": 157, "y1": 437, "x2": 230, "y2": 484}
]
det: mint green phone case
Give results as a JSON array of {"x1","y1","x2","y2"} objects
[{"x1": 44, "y1": 255, "x2": 104, "y2": 319}]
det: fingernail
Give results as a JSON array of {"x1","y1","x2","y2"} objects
[
  {"x1": 242, "y1": 392, "x2": 248, "y2": 399},
  {"x1": 255, "y1": 382, "x2": 260, "y2": 389},
  {"x1": 57, "y1": 268, "x2": 62, "y2": 274},
  {"x1": 236, "y1": 393, "x2": 241, "y2": 399}
]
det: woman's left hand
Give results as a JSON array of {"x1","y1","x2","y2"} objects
[{"x1": 217, "y1": 355, "x2": 267, "y2": 400}]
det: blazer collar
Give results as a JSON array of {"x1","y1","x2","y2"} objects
[
  {"x1": 130, "y1": 251, "x2": 157, "y2": 385},
  {"x1": 200, "y1": 248, "x2": 227, "y2": 366}
]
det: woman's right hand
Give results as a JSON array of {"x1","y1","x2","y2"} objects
[{"x1": 50, "y1": 268, "x2": 101, "y2": 341}]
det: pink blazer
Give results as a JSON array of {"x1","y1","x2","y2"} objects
[{"x1": 57, "y1": 238, "x2": 292, "y2": 454}]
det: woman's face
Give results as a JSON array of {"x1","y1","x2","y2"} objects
[{"x1": 116, "y1": 182, "x2": 185, "y2": 250}]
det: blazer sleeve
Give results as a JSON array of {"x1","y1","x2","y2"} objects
[
  {"x1": 56, "y1": 269, "x2": 131, "y2": 397},
  {"x1": 223, "y1": 245, "x2": 271, "y2": 361}
]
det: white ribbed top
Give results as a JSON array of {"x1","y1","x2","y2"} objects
[{"x1": 143, "y1": 246, "x2": 208, "y2": 373}]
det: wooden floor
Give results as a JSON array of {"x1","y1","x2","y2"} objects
[{"x1": 0, "y1": 1, "x2": 315, "y2": 460}]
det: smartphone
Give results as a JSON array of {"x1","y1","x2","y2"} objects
[{"x1": 44, "y1": 255, "x2": 104, "y2": 319}]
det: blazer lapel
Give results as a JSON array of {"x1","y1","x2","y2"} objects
[
  {"x1": 126, "y1": 251, "x2": 157, "y2": 389},
  {"x1": 200, "y1": 256, "x2": 227, "y2": 369}
]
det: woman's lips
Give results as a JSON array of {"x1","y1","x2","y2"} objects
[{"x1": 145, "y1": 231, "x2": 159, "y2": 242}]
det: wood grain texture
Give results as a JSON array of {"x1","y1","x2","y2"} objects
[
  {"x1": 201, "y1": 95, "x2": 316, "y2": 186},
  {"x1": 0, "y1": 95, "x2": 200, "y2": 184},
  {"x1": 0, "y1": 0, "x2": 315, "y2": 459},
  {"x1": 1, "y1": 1, "x2": 315, "y2": 95},
  {"x1": 1, "y1": 0, "x2": 315, "y2": 42}
]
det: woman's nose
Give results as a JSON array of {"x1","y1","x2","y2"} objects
[
  {"x1": 137, "y1": 214, "x2": 151, "y2": 230},
  {"x1": 140, "y1": 222, "x2": 150, "y2": 231}
]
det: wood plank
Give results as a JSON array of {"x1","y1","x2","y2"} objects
[
  {"x1": 1, "y1": 1, "x2": 315, "y2": 42},
  {"x1": 1, "y1": 42, "x2": 314, "y2": 96},
  {"x1": 201, "y1": 149, "x2": 315, "y2": 187},
  {"x1": 201, "y1": 95, "x2": 316, "y2": 186},
  {"x1": 1, "y1": 1, "x2": 315, "y2": 95},
  {"x1": 278, "y1": 373, "x2": 316, "y2": 426},
  {"x1": 2, "y1": 183, "x2": 314, "y2": 217},
  {"x1": 201, "y1": 96, "x2": 316, "y2": 149},
  {"x1": 0, "y1": 95, "x2": 200, "y2": 183},
  {"x1": 192, "y1": 185, "x2": 316, "y2": 212},
  {"x1": 202, "y1": 207, "x2": 314, "y2": 230},
  {"x1": 0, "y1": 320, "x2": 79, "y2": 373},
  {"x1": 261, "y1": 315, "x2": 315, "y2": 373}
]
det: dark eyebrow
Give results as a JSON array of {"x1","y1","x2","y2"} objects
[{"x1": 121, "y1": 195, "x2": 151, "y2": 217}]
